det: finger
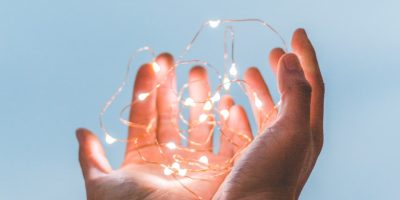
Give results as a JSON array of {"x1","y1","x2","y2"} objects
[
  {"x1": 218, "y1": 95, "x2": 235, "y2": 157},
  {"x1": 155, "y1": 53, "x2": 180, "y2": 144},
  {"x1": 291, "y1": 28, "x2": 324, "y2": 146},
  {"x1": 227, "y1": 105, "x2": 253, "y2": 155},
  {"x1": 76, "y1": 128, "x2": 112, "y2": 181},
  {"x1": 243, "y1": 67, "x2": 276, "y2": 131},
  {"x1": 269, "y1": 47, "x2": 285, "y2": 75},
  {"x1": 277, "y1": 53, "x2": 312, "y2": 130},
  {"x1": 189, "y1": 66, "x2": 212, "y2": 150},
  {"x1": 126, "y1": 63, "x2": 157, "y2": 155}
]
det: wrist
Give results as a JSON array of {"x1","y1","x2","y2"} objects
[{"x1": 215, "y1": 188, "x2": 297, "y2": 200}]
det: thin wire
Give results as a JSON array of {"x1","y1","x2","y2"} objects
[{"x1": 99, "y1": 18, "x2": 286, "y2": 199}]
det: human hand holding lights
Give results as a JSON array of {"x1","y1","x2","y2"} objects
[{"x1": 77, "y1": 28, "x2": 324, "y2": 200}]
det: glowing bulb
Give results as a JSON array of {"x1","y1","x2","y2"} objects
[
  {"x1": 152, "y1": 61, "x2": 160, "y2": 73},
  {"x1": 203, "y1": 101, "x2": 213, "y2": 111},
  {"x1": 223, "y1": 76, "x2": 231, "y2": 90},
  {"x1": 163, "y1": 167, "x2": 174, "y2": 176},
  {"x1": 138, "y1": 92, "x2": 150, "y2": 101},
  {"x1": 105, "y1": 134, "x2": 117, "y2": 144},
  {"x1": 166, "y1": 142, "x2": 177, "y2": 150},
  {"x1": 220, "y1": 109, "x2": 230, "y2": 120},
  {"x1": 254, "y1": 93, "x2": 263, "y2": 109},
  {"x1": 211, "y1": 92, "x2": 220, "y2": 102},
  {"x1": 198, "y1": 155, "x2": 209, "y2": 165},
  {"x1": 178, "y1": 168, "x2": 187, "y2": 176},
  {"x1": 198, "y1": 113, "x2": 208, "y2": 123},
  {"x1": 184, "y1": 97, "x2": 195, "y2": 107},
  {"x1": 209, "y1": 20, "x2": 221, "y2": 28},
  {"x1": 171, "y1": 162, "x2": 180, "y2": 170},
  {"x1": 229, "y1": 62, "x2": 238, "y2": 76}
]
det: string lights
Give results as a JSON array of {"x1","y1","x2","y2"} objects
[{"x1": 99, "y1": 19, "x2": 287, "y2": 199}]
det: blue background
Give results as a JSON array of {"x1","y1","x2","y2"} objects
[{"x1": 1, "y1": 0, "x2": 399, "y2": 199}]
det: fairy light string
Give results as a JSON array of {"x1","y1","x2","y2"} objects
[{"x1": 99, "y1": 19, "x2": 287, "y2": 199}]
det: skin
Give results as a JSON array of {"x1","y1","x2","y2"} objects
[{"x1": 77, "y1": 28, "x2": 324, "y2": 200}]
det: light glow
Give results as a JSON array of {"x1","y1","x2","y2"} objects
[
  {"x1": 254, "y1": 92, "x2": 263, "y2": 109},
  {"x1": 166, "y1": 142, "x2": 177, "y2": 150},
  {"x1": 152, "y1": 61, "x2": 160, "y2": 73},
  {"x1": 209, "y1": 20, "x2": 221, "y2": 28},
  {"x1": 184, "y1": 97, "x2": 195, "y2": 107},
  {"x1": 178, "y1": 168, "x2": 187, "y2": 176},
  {"x1": 211, "y1": 92, "x2": 220, "y2": 102},
  {"x1": 223, "y1": 76, "x2": 231, "y2": 90},
  {"x1": 203, "y1": 100, "x2": 213, "y2": 111},
  {"x1": 105, "y1": 134, "x2": 117, "y2": 144},
  {"x1": 199, "y1": 155, "x2": 209, "y2": 165},
  {"x1": 229, "y1": 62, "x2": 238, "y2": 76},
  {"x1": 198, "y1": 113, "x2": 208, "y2": 123},
  {"x1": 163, "y1": 167, "x2": 174, "y2": 176},
  {"x1": 220, "y1": 109, "x2": 230, "y2": 120},
  {"x1": 138, "y1": 92, "x2": 150, "y2": 101},
  {"x1": 171, "y1": 162, "x2": 180, "y2": 170}
]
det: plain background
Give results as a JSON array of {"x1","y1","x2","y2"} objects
[{"x1": 1, "y1": 0, "x2": 399, "y2": 199}]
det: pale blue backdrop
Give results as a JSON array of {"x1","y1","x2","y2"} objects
[{"x1": 1, "y1": 0, "x2": 399, "y2": 199}]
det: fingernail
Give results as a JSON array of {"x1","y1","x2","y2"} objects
[{"x1": 283, "y1": 54, "x2": 300, "y2": 72}]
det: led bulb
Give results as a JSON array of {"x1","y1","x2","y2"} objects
[
  {"x1": 203, "y1": 101, "x2": 213, "y2": 111},
  {"x1": 254, "y1": 93, "x2": 263, "y2": 109},
  {"x1": 198, "y1": 155, "x2": 209, "y2": 165},
  {"x1": 184, "y1": 97, "x2": 195, "y2": 107},
  {"x1": 166, "y1": 142, "x2": 177, "y2": 150},
  {"x1": 220, "y1": 109, "x2": 230, "y2": 120},
  {"x1": 198, "y1": 113, "x2": 208, "y2": 123},
  {"x1": 171, "y1": 162, "x2": 180, "y2": 170},
  {"x1": 223, "y1": 76, "x2": 231, "y2": 90},
  {"x1": 105, "y1": 134, "x2": 117, "y2": 144},
  {"x1": 152, "y1": 61, "x2": 160, "y2": 73},
  {"x1": 138, "y1": 92, "x2": 150, "y2": 101},
  {"x1": 178, "y1": 168, "x2": 187, "y2": 176},
  {"x1": 229, "y1": 62, "x2": 238, "y2": 76},
  {"x1": 209, "y1": 20, "x2": 221, "y2": 28},
  {"x1": 211, "y1": 92, "x2": 220, "y2": 102},
  {"x1": 163, "y1": 167, "x2": 174, "y2": 176}
]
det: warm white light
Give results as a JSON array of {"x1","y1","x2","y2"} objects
[
  {"x1": 164, "y1": 167, "x2": 174, "y2": 176},
  {"x1": 198, "y1": 113, "x2": 208, "y2": 123},
  {"x1": 220, "y1": 109, "x2": 230, "y2": 120},
  {"x1": 171, "y1": 162, "x2": 180, "y2": 170},
  {"x1": 184, "y1": 97, "x2": 195, "y2": 107},
  {"x1": 105, "y1": 134, "x2": 117, "y2": 144},
  {"x1": 211, "y1": 92, "x2": 220, "y2": 102},
  {"x1": 203, "y1": 101, "x2": 213, "y2": 111},
  {"x1": 166, "y1": 142, "x2": 177, "y2": 150},
  {"x1": 178, "y1": 168, "x2": 187, "y2": 176},
  {"x1": 152, "y1": 61, "x2": 160, "y2": 73},
  {"x1": 209, "y1": 20, "x2": 221, "y2": 28},
  {"x1": 198, "y1": 155, "x2": 209, "y2": 165},
  {"x1": 254, "y1": 92, "x2": 263, "y2": 109},
  {"x1": 138, "y1": 92, "x2": 150, "y2": 101},
  {"x1": 223, "y1": 76, "x2": 231, "y2": 90},
  {"x1": 229, "y1": 62, "x2": 238, "y2": 76}
]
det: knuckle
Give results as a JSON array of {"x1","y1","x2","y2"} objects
[{"x1": 293, "y1": 79, "x2": 312, "y2": 96}]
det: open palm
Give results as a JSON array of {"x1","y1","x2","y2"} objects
[{"x1": 77, "y1": 29, "x2": 324, "y2": 200}]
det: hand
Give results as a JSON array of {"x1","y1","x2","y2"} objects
[
  {"x1": 76, "y1": 28, "x2": 324, "y2": 200},
  {"x1": 76, "y1": 52, "x2": 254, "y2": 200},
  {"x1": 214, "y1": 29, "x2": 325, "y2": 199}
]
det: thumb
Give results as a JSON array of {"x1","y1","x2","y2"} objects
[
  {"x1": 277, "y1": 53, "x2": 312, "y2": 127},
  {"x1": 76, "y1": 128, "x2": 112, "y2": 181}
]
